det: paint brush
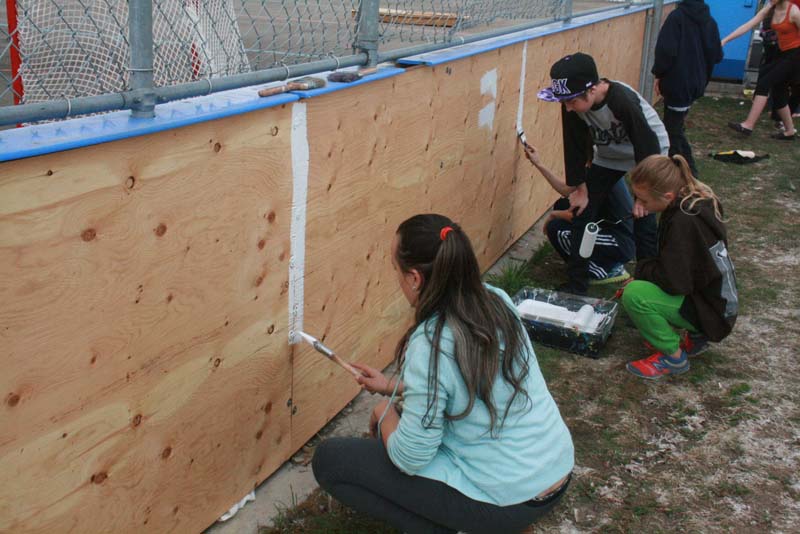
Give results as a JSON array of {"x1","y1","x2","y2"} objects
[
  {"x1": 258, "y1": 77, "x2": 326, "y2": 98},
  {"x1": 517, "y1": 129, "x2": 529, "y2": 148},
  {"x1": 296, "y1": 331, "x2": 362, "y2": 379},
  {"x1": 327, "y1": 67, "x2": 378, "y2": 83}
]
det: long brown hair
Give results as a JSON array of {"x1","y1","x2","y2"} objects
[
  {"x1": 630, "y1": 154, "x2": 723, "y2": 220},
  {"x1": 394, "y1": 214, "x2": 530, "y2": 435}
]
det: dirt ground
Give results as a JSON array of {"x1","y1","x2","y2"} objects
[{"x1": 262, "y1": 96, "x2": 800, "y2": 534}]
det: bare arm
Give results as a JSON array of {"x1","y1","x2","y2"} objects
[
  {"x1": 791, "y1": 4, "x2": 800, "y2": 28},
  {"x1": 523, "y1": 143, "x2": 575, "y2": 198},
  {"x1": 721, "y1": 3, "x2": 771, "y2": 46}
]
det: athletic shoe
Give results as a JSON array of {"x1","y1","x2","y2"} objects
[
  {"x1": 589, "y1": 263, "x2": 631, "y2": 286},
  {"x1": 626, "y1": 351, "x2": 690, "y2": 380},
  {"x1": 682, "y1": 332, "x2": 710, "y2": 357},
  {"x1": 642, "y1": 331, "x2": 710, "y2": 357}
]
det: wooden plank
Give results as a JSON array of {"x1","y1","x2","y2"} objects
[
  {"x1": 351, "y1": 8, "x2": 461, "y2": 27},
  {"x1": 0, "y1": 107, "x2": 295, "y2": 533}
]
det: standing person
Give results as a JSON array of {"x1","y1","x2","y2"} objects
[
  {"x1": 622, "y1": 155, "x2": 738, "y2": 380},
  {"x1": 537, "y1": 52, "x2": 669, "y2": 295},
  {"x1": 724, "y1": 0, "x2": 800, "y2": 139},
  {"x1": 523, "y1": 143, "x2": 634, "y2": 284},
  {"x1": 312, "y1": 214, "x2": 574, "y2": 534},
  {"x1": 652, "y1": 0, "x2": 724, "y2": 175}
]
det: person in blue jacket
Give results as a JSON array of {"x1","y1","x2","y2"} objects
[
  {"x1": 652, "y1": 0, "x2": 723, "y2": 176},
  {"x1": 312, "y1": 214, "x2": 574, "y2": 534}
]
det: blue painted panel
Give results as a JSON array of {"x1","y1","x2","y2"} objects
[
  {"x1": 0, "y1": 89, "x2": 299, "y2": 162},
  {"x1": 290, "y1": 66, "x2": 405, "y2": 98},
  {"x1": 707, "y1": 0, "x2": 759, "y2": 80}
]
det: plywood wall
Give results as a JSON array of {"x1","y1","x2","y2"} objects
[{"x1": 0, "y1": 10, "x2": 647, "y2": 533}]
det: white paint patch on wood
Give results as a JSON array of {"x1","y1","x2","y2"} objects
[
  {"x1": 288, "y1": 102, "x2": 309, "y2": 345},
  {"x1": 478, "y1": 68, "x2": 497, "y2": 131}
]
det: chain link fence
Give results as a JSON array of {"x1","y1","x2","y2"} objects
[{"x1": 0, "y1": 0, "x2": 648, "y2": 123}]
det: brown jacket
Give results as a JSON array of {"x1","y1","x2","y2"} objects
[{"x1": 635, "y1": 198, "x2": 738, "y2": 341}]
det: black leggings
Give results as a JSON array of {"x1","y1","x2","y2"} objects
[
  {"x1": 755, "y1": 47, "x2": 800, "y2": 110},
  {"x1": 312, "y1": 437, "x2": 568, "y2": 534}
]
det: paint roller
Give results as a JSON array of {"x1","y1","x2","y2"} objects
[
  {"x1": 258, "y1": 77, "x2": 326, "y2": 98},
  {"x1": 296, "y1": 331, "x2": 362, "y2": 379},
  {"x1": 578, "y1": 214, "x2": 635, "y2": 258},
  {"x1": 567, "y1": 304, "x2": 595, "y2": 331}
]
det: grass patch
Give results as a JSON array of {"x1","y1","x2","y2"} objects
[{"x1": 485, "y1": 259, "x2": 534, "y2": 297}]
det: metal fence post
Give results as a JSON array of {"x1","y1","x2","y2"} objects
[
  {"x1": 128, "y1": 0, "x2": 156, "y2": 118},
  {"x1": 354, "y1": 0, "x2": 380, "y2": 67},
  {"x1": 563, "y1": 0, "x2": 573, "y2": 22},
  {"x1": 641, "y1": 0, "x2": 664, "y2": 102}
]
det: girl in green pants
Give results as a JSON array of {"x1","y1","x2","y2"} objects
[{"x1": 623, "y1": 154, "x2": 738, "y2": 380}]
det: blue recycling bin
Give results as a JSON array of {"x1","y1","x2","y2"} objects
[{"x1": 707, "y1": 0, "x2": 760, "y2": 80}]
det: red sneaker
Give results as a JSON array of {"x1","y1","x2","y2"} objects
[{"x1": 626, "y1": 351, "x2": 690, "y2": 380}]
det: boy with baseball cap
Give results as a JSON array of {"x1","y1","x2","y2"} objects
[{"x1": 537, "y1": 52, "x2": 669, "y2": 295}]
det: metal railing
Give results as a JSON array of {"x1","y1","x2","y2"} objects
[{"x1": 0, "y1": 1, "x2": 659, "y2": 126}]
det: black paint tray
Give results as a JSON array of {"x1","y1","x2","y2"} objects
[{"x1": 512, "y1": 287, "x2": 619, "y2": 358}]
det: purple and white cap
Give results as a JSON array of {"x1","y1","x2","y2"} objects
[{"x1": 537, "y1": 52, "x2": 599, "y2": 102}]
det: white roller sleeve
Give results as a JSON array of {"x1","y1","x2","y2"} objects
[{"x1": 579, "y1": 222, "x2": 600, "y2": 258}]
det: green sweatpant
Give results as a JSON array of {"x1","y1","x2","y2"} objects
[{"x1": 621, "y1": 280, "x2": 698, "y2": 355}]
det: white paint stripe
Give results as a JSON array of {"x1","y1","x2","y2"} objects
[
  {"x1": 288, "y1": 102, "x2": 309, "y2": 345},
  {"x1": 516, "y1": 41, "x2": 528, "y2": 132}
]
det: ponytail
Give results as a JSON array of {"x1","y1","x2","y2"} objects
[
  {"x1": 631, "y1": 154, "x2": 724, "y2": 221},
  {"x1": 393, "y1": 214, "x2": 530, "y2": 435}
]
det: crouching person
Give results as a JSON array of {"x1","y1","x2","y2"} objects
[
  {"x1": 623, "y1": 155, "x2": 738, "y2": 380},
  {"x1": 313, "y1": 214, "x2": 574, "y2": 533}
]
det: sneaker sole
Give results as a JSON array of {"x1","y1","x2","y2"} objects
[
  {"x1": 687, "y1": 345, "x2": 710, "y2": 357},
  {"x1": 589, "y1": 271, "x2": 631, "y2": 286},
  {"x1": 625, "y1": 363, "x2": 690, "y2": 380}
]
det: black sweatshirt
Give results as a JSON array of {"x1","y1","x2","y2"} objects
[
  {"x1": 562, "y1": 81, "x2": 669, "y2": 187},
  {"x1": 635, "y1": 198, "x2": 738, "y2": 342},
  {"x1": 652, "y1": 0, "x2": 723, "y2": 108}
]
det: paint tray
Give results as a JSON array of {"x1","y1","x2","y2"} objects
[{"x1": 511, "y1": 287, "x2": 619, "y2": 358}]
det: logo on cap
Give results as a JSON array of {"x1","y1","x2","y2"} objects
[{"x1": 551, "y1": 78, "x2": 570, "y2": 95}]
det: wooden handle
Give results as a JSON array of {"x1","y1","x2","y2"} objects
[
  {"x1": 331, "y1": 354, "x2": 362, "y2": 379},
  {"x1": 258, "y1": 84, "x2": 291, "y2": 98},
  {"x1": 357, "y1": 66, "x2": 378, "y2": 77}
]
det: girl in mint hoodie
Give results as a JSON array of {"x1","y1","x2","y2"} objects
[{"x1": 313, "y1": 214, "x2": 574, "y2": 534}]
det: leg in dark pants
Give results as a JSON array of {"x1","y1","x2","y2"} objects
[
  {"x1": 663, "y1": 107, "x2": 697, "y2": 177},
  {"x1": 547, "y1": 218, "x2": 630, "y2": 277},
  {"x1": 634, "y1": 214, "x2": 658, "y2": 260},
  {"x1": 565, "y1": 166, "x2": 625, "y2": 293},
  {"x1": 312, "y1": 437, "x2": 566, "y2": 534}
]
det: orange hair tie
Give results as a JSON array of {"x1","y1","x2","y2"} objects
[{"x1": 440, "y1": 226, "x2": 454, "y2": 241}]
